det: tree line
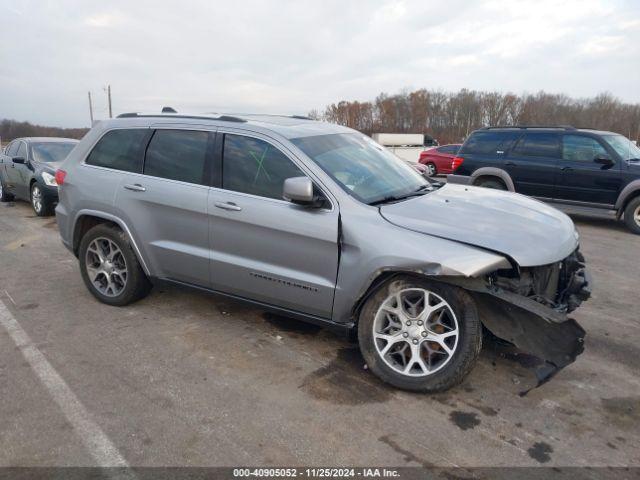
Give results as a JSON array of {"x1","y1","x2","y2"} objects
[
  {"x1": 0, "y1": 119, "x2": 89, "y2": 145},
  {"x1": 314, "y1": 90, "x2": 640, "y2": 145}
]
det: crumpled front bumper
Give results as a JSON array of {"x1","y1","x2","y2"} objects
[{"x1": 442, "y1": 249, "x2": 592, "y2": 391}]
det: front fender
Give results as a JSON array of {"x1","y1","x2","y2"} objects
[
  {"x1": 615, "y1": 179, "x2": 640, "y2": 214},
  {"x1": 331, "y1": 211, "x2": 511, "y2": 324}
]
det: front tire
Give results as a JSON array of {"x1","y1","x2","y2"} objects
[
  {"x1": 623, "y1": 196, "x2": 640, "y2": 235},
  {"x1": 31, "y1": 183, "x2": 53, "y2": 216},
  {"x1": 358, "y1": 276, "x2": 482, "y2": 392},
  {"x1": 78, "y1": 224, "x2": 152, "y2": 306}
]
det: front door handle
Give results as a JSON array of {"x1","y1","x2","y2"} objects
[
  {"x1": 214, "y1": 201, "x2": 242, "y2": 212},
  {"x1": 561, "y1": 166, "x2": 573, "y2": 172},
  {"x1": 505, "y1": 161, "x2": 516, "y2": 166},
  {"x1": 124, "y1": 183, "x2": 146, "y2": 192}
]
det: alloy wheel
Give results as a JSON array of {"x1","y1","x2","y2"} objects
[
  {"x1": 31, "y1": 185, "x2": 43, "y2": 213},
  {"x1": 373, "y1": 288, "x2": 459, "y2": 377},
  {"x1": 427, "y1": 164, "x2": 436, "y2": 176},
  {"x1": 635, "y1": 205, "x2": 640, "y2": 227},
  {"x1": 85, "y1": 237, "x2": 128, "y2": 297}
]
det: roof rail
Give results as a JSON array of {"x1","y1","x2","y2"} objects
[
  {"x1": 290, "y1": 115, "x2": 312, "y2": 120},
  {"x1": 115, "y1": 113, "x2": 247, "y2": 123},
  {"x1": 481, "y1": 125, "x2": 576, "y2": 130}
]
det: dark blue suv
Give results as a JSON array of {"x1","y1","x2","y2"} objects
[{"x1": 449, "y1": 126, "x2": 640, "y2": 234}]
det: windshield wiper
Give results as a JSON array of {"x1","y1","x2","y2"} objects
[{"x1": 368, "y1": 185, "x2": 432, "y2": 206}]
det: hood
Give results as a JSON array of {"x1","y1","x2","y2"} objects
[
  {"x1": 37, "y1": 160, "x2": 62, "y2": 175},
  {"x1": 379, "y1": 184, "x2": 578, "y2": 267}
]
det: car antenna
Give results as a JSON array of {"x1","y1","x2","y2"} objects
[{"x1": 162, "y1": 106, "x2": 177, "y2": 113}]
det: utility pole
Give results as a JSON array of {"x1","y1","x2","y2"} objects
[
  {"x1": 88, "y1": 91, "x2": 94, "y2": 124},
  {"x1": 107, "y1": 85, "x2": 112, "y2": 118}
]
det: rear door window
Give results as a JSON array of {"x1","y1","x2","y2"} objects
[
  {"x1": 86, "y1": 129, "x2": 148, "y2": 173},
  {"x1": 222, "y1": 134, "x2": 304, "y2": 200},
  {"x1": 512, "y1": 133, "x2": 560, "y2": 158},
  {"x1": 144, "y1": 129, "x2": 211, "y2": 185},
  {"x1": 562, "y1": 135, "x2": 609, "y2": 162}
]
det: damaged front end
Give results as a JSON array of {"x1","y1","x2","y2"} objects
[{"x1": 446, "y1": 249, "x2": 592, "y2": 390}]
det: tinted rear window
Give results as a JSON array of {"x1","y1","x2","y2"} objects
[
  {"x1": 86, "y1": 129, "x2": 148, "y2": 173},
  {"x1": 513, "y1": 133, "x2": 560, "y2": 157},
  {"x1": 461, "y1": 132, "x2": 519, "y2": 155},
  {"x1": 144, "y1": 130, "x2": 210, "y2": 185},
  {"x1": 437, "y1": 145, "x2": 459, "y2": 154}
]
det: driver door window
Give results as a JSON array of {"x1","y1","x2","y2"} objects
[
  {"x1": 222, "y1": 134, "x2": 304, "y2": 200},
  {"x1": 16, "y1": 142, "x2": 27, "y2": 159},
  {"x1": 557, "y1": 134, "x2": 621, "y2": 205},
  {"x1": 562, "y1": 135, "x2": 609, "y2": 162}
]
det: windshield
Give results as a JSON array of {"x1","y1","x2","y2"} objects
[
  {"x1": 31, "y1": 142, "x2": 77, "y2": 163},
  {"x1": 291, "y1": 133, "x2": 428, "y2": 204},
  {"x1": 602, "y1": 134, "x2": 640, "y2": 161}
]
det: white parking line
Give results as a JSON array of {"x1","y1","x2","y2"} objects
[{"x1": 0, "y1": 299, "x2": 130, "y2": 469}]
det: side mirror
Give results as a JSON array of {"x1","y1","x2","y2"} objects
[
  {"x1": 283, "y1": 176, "x2": 322, "y2": 207},
  {"x1": 594, "y1": 155, "x2": 614, "y2": 167},
  {"x1": 12, "y1": 156, "x2": 25, "y2": 164}
]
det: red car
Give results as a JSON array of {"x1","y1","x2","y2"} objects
[{"x1": 418, "y1": 144, "x2": 462, "y2": 176}]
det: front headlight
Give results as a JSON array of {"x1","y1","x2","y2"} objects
[{"x1": 41, "y1": 171, "x2": 58, "y2": 187}]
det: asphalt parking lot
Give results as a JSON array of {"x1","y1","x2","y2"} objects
[{"x1": 0, "y1": 200, "x2": 639, "y2": 468}]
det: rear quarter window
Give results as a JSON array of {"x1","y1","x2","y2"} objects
[
  {"x1": 85, "y1": 129, "x2": 148, "y2": 173},
  {"x1": 460, "y1": 132, "x2": 519, "y2": 155}
]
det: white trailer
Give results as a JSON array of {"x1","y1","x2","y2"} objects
[{"x1": 371, "y1": 133, "x2": 427, "y2": 163}]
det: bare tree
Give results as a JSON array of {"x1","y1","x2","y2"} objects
[{"x1": 321, "y1": 88, "x2": 640, "y2": 144}]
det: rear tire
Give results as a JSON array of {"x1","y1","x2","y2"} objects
[
  {"x1": 623, "y1": 196, "x2": 640, "y2": 235},
  {"x1": 425, "y1": 163, "x2": 437, "y2": 177},
  {"x1": 78, "y1": 224, "x2": 152, "y2": 306},
  {"x1": 476, "y1": 177, "x2": 507, "y2": 190},
  {"x1": 0, "y1": 177, "x2": 14, "y2": 202},
  {"x1": 358, "y1": 276, "x2": 482, "y2": 392}
]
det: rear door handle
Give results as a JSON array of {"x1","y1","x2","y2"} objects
[
  {"x1": 561, "y1": 166, "x2": 573, "y2": 172},
  {"x1": 505, "y1": 161, "x2": 516, "y2": 166},
  {"x1": 124, "y1": 183, "x2": 146, "y2": 192},
  {"x1": 214, "y1": 201, "x2": 242, "y2": 212}
]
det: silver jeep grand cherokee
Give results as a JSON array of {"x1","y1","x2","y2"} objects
[{"x1": 55, "y1": 112, "x2": 591, "y2": 392}]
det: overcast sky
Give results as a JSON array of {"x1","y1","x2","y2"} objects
[{"x1": 1, "y1": 0, "x2": 639, "y2": 127}]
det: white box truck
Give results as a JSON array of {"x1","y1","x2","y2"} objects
[{"x1": 371, "y1": 133, "x2": 428, "y2": 163}]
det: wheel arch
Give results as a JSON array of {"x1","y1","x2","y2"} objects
[
  {"x1": 614, "y1": 180, "x2": 640, "y2": 219},
  {"x1": 470, "y1": 167, "x2": 515, "y2": 191},
  {"x1": 350, "y1": 270, "x2": 465, "y2": 327},
  {"x1": 71, "y1": 210, "x2": 151, "y2": 275}
]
